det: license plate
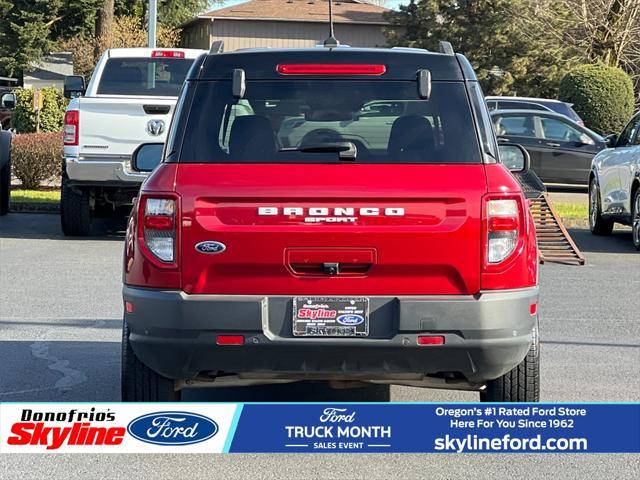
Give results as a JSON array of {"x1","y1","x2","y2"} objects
[{"x1": 293, "y1": 297, "x2": 369, "y2": 337}]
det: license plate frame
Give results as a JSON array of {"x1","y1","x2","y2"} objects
[{"x1": 292, "y1": 297, "x2": 369, "y2": 337}]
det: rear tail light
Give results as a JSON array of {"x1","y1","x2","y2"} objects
[
  {"x1": 63, "y1": 110, "x2": 79, "y2": 145},
  {"x1": 152, "y1": 50, "x2": 185, "y2": 58},
  {"x1": 487, "y1": 199, "x2": 519, "y2": 264},
  {"x1": 143, "y1": 198, "x2": 176, "y2": 262},
  {"x1": 276, "y1": 64, "x2": 386, "y2": 75}
]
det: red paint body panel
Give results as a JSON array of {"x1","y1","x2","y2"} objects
[
  {"x1": 175, "y1": 163, "x2": 486, "y2": 295},
  {"x1": 481, "y1": 164, "x2": 538, "y2": 290},
  {"x1": 124, "y1": 162, "x2": 537, "y2": 294}
]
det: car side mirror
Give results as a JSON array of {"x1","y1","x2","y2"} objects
[
  {"x1": 0, "y1": 93, "x2": 16, "y2": 109},
  {"x1": 498, "y1": 143, "x2": 530, "y2": 173},
  {"x1": 132, "y1": 143, "x2": 164, "y2": 172},
  {"x1": 604, "y1": 134, "x2": 618, "y2": 148},
  {"x1": 64, "y1": 75, "x2": 85, "y2": 99}
]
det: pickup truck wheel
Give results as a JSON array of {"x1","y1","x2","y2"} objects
[
  {"x1": 0, "y1": 131, "x2": 11, "y2": 216},
  {"x1": 481, "y1": 322, "x2": 540, "y2": 402},
  {"x1": 121, "y1": 319, "x2": 181, "y2": 402},
  {"x1": 60, "y1": 176, "x2": 92, "y2": 236},
  {"x1": 589, "y1": 179, "x2": 614, "y2": 235}
]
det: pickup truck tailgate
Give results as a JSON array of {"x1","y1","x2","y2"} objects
[{"x1": 77, "y1": 97, "x2": 174, "y2": 156}]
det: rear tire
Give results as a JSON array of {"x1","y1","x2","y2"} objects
[
  {"x1": 481, "y1": 321, "x2": 540, "y2": 402},
  {"x1": 60, "y1": 175, "x2": 92, "y2": 236},
  {"x1": 121, "y1": 319, "x2": 181, "y2": 402},
  {"x1": 0, "y1": 131, "x2": 11, "y2": 216},
  {"x1": 632, "y1": 187, "x2": 640, "y2": 250},
  {"x1": 589, "y1": 178, "x2": 614, "y2": 235}
]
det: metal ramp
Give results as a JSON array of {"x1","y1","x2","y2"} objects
[
  {"x1": 512, "y1": 169, "x2": 585, "y2": 265},
  {"x1": 529, "y1": 193, "x2": 585, "y2": 265}
]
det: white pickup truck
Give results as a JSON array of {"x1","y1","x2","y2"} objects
[{"x1": 61, "y1": 47, "x2": 206, "y2": 236}]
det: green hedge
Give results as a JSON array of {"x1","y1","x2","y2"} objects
[
  {"x1": 558, "y1": 64, "x2": 635, "y2": 135},
  {"x1": 11, "y1": 88, "x2": 68, "y2": 134}
]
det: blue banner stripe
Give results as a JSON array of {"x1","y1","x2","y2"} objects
[
  {"x1": 223, "y1": 404, "x2": 244, "y2": 453},
  {"x1": 228, "y1": 403, "x2": 640, "y2": 453}
]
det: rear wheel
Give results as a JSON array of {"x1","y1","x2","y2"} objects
[
  {"x1": 121, "y1": 319, "x2": 181, "y2": 402},
  {"x1": 589, "y1": 178, "x2": 614, "y2": 235},
  {"x1": 632, "y1": 188, "x2": 640, "y2": 250},
  {"x1": 481, "y1": 322, "x2": 540, "y2": 402},
  {"x1": 60, "y1": 175, "x2": 92, "y2": 236}
]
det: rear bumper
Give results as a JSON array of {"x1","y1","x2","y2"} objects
[
  {"x1": 123, "y1": 286, "x2": 538, "y2": 387},
  {"x1": 65, "y1": 155, "x2": 148, "y2": 186}
]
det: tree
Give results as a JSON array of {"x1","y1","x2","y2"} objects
[
  {"x1": 95, "y1": 0, "x2": 115, "y2": 56},
  {"x1": 384, "y1": 0, "x2": 575, "y2": 97},
  {"x1": 58, "y1": 15, "x2": 181, "y2": 78},
  {"x1": 518, "y1": 0, "x2": 640, "y2": 103},
  {"x1": 0, "y1": 0, "x2": 63, "y2": 78},
  {"x1": 115, "y1": 0, "x2": 210, "y2": 28},
  {"x1": 51, "y1": 0, "x2": 102, "y2": 40}
]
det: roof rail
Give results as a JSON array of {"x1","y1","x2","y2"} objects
[
  {"x1": 438, "y1": 41, "x2": 454, "y2": 55},
  {"x1": 209, "y1": 40, "x2": 224, "y2": 54}
]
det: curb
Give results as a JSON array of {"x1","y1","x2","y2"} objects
[{"x1": 9, "y1": 202, "x2": 60, "y2": 213}]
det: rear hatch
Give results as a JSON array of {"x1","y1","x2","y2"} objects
[
  {"x1": 174, "y1": 62, "x2": 487, "y2": 295},
  {"x1": 177, "y1": 164, "x2": 486, "y2": 295}
]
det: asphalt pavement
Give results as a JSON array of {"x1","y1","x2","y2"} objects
[{"x1": 1, "y1": 213, "x2": 639, "y2": 479}]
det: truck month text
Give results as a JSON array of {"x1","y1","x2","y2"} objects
[{"x1": 285, "y1": 408, "x2": 391, "y2": 450}]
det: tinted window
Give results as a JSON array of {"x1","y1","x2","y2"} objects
[
  {"x1": 493, "y1": 115, "x2": 537, "y2": 138},
  {"x1": 540, "y1": 117, "x2": 593, "y2": 144},
  {"x1": 538, "y1": 101, "x2": 581, "y2": 123},
  {"x1": 179, "y1": 81, "x2": 481, "y2": 164},
  {"x1": 97, "y1": 58, "x2": 193, "y2": 96},
  {"x1": 618, "y1": 115, "x2": 640, "y2": 147},
  {"x1": 497, "y1": 101, "x2": 548, "y2": 111}
]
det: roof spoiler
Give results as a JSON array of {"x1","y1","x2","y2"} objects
[
  {"x1": 209, "y1": 40, "x2": 224, "y2": 54},
  {"x1": 439, "y1": 41, "x2": 454, "y2": 55}
]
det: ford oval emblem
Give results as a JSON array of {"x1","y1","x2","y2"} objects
[
  {"x1": 337, "y1": 314, "x2": 364, "y2": 326},
  {"x1": 195, "y1": 241, "x2": 226, "y2": 254},
  {"x1": 127, "y1": 411, "x2": 218, "y2": 446}
]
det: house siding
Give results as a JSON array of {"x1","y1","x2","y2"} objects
[{"x1": 182, "y1": 18, "x2": 388, "y2": 51}]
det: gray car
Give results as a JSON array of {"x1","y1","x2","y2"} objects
[
  {"x1": 491, "y1": 109, "x2": 608, "y2": 185},
  {"x1": 588, "y1": 111, "x2": 640, "y2": 249}
]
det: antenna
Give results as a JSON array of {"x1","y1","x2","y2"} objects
[{"x1": 323, "y1": 0, "x2": 340, "y2": 48}]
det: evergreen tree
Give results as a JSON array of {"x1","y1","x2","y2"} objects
[
  {"x1": 385, "y1": 0, "x2": 576, "y2": 97},
  {"x1": 0, "y1": 0, "x2": 63, "y2": 78}
]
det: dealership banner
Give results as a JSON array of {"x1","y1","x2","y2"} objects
[{"x1": 0, "y1": 403, "x2": 638, "y2": 453}]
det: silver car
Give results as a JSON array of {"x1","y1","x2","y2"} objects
[{"x1": 589, "y1": 112, "x2": 640, "y2": 249}]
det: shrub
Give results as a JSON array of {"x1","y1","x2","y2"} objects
[
  {"x1": 11, "y1": 87, "x2": 68, "y2": 134},
  {"x1": 558, "y1": 64, "x2": 635, "y2": 135},
  {"x1": 11, "y1": 132, "x2": 62, "y2": 189}
]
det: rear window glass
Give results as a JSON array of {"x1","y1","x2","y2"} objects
[
  {"x1": 178, "y1": 81, "x2": 482, "y2": 164},
  {"x1": 539, "y1": 101, "x2": 581, "y2": 122},
  {"x1": 97, "y1": 58, "x2": 193, "y2": 96},
  {"x1": 498, "y1": 101, "x2": 548, "y2": 111}
]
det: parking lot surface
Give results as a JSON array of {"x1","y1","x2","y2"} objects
[{"x1": 1, "y1": 213, "x2": 639, "y2": 478}]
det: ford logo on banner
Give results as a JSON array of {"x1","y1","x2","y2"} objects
[
  {"x1": 127, "y1": 411, "x2": 218, "y2": 445},
  {"x1": 337, "y1": 314, "x2": 364, "y2": 326}
]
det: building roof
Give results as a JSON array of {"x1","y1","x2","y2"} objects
[{"x1": 198, "y1": 0, "x2": 390, "y2": 25}]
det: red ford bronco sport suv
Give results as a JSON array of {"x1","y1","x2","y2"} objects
[{"x1": 121, "y1": 45, "x2": 540, "y2": 402}]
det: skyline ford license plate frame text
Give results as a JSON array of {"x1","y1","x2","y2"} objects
[{"x1": 293, "y1": 297, "x2": 369, "y2": 337}]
